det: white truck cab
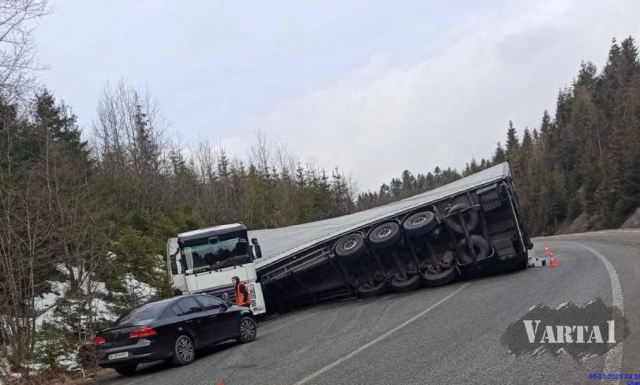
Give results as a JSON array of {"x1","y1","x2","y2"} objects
[{"x1": 166, "y1": 223, "x2": 267, "y2": 316}]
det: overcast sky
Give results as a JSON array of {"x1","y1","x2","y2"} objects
[{"x1": 34, "y1": 0, "x2": 640, "y2": 191}]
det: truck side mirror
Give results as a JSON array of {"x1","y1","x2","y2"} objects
[{"x1": 251, "y1": 238, "x2": 263, "y2": 259}]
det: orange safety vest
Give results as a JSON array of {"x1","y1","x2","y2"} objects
[{"x1": 235, "y1": 282, "x2": 251, "y2": 306}]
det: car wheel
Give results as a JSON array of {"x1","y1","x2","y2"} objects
[
  {"x1": 114, "y1": 364, "x2": 137, "y2": 376},
  {"x1": 172, "y1": 335, "x2": 195, "y2": 366},
  {"x1": 456, "y1": 235, "x2": 490, "y2": 264},
  {"x1": 368, "y1": 222, "x2": 402, "y2": 250},
  {"x1": 444, "y1": 203, "x2": 479, "y2": 234},
  {"x1": 238, "y1": 316, "x2": 257, "y2": 343},
  {"x1": 403, "y1": 211, "x2": 437, "y2": 238},
  {"x1": 356, "y1": 280, "x2": 388, "y2": 298},
  {"x1": 389, "y1": 274, "x2": 423, "y2": 293},
  {"x1": 334, "y1": 233, "x2": 367, "y2": 259}
]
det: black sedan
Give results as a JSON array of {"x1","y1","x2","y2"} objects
[{"x1": 93, "y1": 294, "x2": 257, "y2": 376}]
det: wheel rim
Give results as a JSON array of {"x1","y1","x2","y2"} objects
[
  {"x1": 342, "y1": 239, "x2": 357, "y2": 250},
  {"x1": 241, "y1": 319, "x2": 256, "y2": 340},
  {"x1": 411, "y1": 215, "x2": 427, "y2": 225},
  {"x1": 177, "y1": 337, "x2": 194, "y2": 362},
  {"x1": 377, "y1": 227, "x2": 392, "y2": 238}
]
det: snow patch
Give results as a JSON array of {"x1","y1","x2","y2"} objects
[{"x1": 122, "y1": 274, "x2": 156, "y2": 301}]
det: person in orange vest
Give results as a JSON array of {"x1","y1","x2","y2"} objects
[{"x1": 231, "y1": 276, "x2": 251, "y2": 308}]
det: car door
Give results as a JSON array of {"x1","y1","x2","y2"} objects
[
  {"x1": 173, "y1": 297, "x2": 212, "y2": 347},
  {"x1": 196, "y1": 295, "x2": 240, "y2": 342}
]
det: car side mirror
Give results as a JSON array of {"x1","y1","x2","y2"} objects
[{"x1": 221, "y1": 293, "x2": 231, "y2": 307}]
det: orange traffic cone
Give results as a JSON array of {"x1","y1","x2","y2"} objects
[
  {"x1": 549, "y1": 251, "x2": 558, "y2": 267},
  {"x1": 544, "y1": 243, "x2": 551, "y2": 255}
]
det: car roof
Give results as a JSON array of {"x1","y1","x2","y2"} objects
[{"x1": 145, "y1": 293, "x2": 215, "y2": 306}]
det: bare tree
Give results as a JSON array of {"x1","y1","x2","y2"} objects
[
  {"x1": 249, "y1": 130, "x2": 272, "y2": 173},
  {"x1": 93, "y1": 80, "x2": 171, "y2": 214},
  {"x1": 0, "y1": 0, "x2": 50, "y2": 102}
]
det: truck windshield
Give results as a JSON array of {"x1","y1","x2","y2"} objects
[{"x1": 182, "y1": 233, "x2": 252, "y2": 273}]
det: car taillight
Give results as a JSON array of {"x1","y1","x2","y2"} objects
[
  {"x1": 93, "y1": 336, "x2": 106, "y2": 346},
  {"x1": 129, "y1": 326, "x2": 157, "y2": 339}
]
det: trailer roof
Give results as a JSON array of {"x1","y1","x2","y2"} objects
[{"x1": 250, "y1": 162, "x2": 511, "y2": 270}]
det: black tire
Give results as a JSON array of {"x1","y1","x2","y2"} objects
[
  {"x1": 456, "y1": 235, "x2": 490, "y2": 264},
  {"x1": 334, "y1": 233, "x2": 367, "y2": 259},
  {"x1": 403, "y1": 211, "x2": 438, "y2": 238},
  {"x1": 114, "y1": 364, "x2": 137, "y2": 376},
  {"x1": 171, "y1": 335, "x2": 195, "y2": 366},
  {"x1": 423, "y1": 251, "x2": 459, "y2": 287},
  {"x1": 237, "y1": 316, "x2": 257, "y2": 343},
  {"x1": 445, "y1": 203, "x2": 479, "y2": 234},
  {"x1": 368, "y1": 222, "x2": 402, "y2": 250},
  {"x1": 356, "y1": 280, "x2": 389, "y2": 298},
  {"x1": 390, "y1": 274, "x2": 423, "y2": 293},
  {"x1": 424, "y1": 266, "x2": 459, "y2": 287}
]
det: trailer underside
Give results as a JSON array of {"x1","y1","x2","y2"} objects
[{"x1": 249, "y1": 163, "x2": 533, "y2": 313}]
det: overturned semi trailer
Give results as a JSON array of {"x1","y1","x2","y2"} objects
[{"x1": 249, "y1": 162, "x2": 533, "y2": 313}]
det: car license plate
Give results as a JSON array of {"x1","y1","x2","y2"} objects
[{"x1": 108, "y1": 352, "x2": 129, "y2": 360}]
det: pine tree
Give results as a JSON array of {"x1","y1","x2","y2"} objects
[
  {"x1": 493, "y1": 142, "x2": 506, "y2": 163},
  {"x1": 505, "y1": 121, "x2": 519, "y2": 162}
]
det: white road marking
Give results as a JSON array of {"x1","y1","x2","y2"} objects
[
  {"x1": 292, "y1": 283, "x2": 470, "y2": 385},
  {"x1": 575, "y1": 243, "x2": 624, "y2": 385},
  {"x1": 260, "y1": 312, "x2": 320, "y2": 337}
]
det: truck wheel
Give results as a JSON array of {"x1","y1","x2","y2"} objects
[
  {"x1": 114, "y1": 364, "x2": 137, "y2": 376},
  {"x1": 368, "y1": 222, "x2": 402, "y2": 250},
  {"x1": 390, "y1": 274, "x2": 423, "y2": 293},
  {"x1": 334, "y1": 233, "x2": 366, "y2": 259},
  {"x1": 403, "y1": 211, "x2": 437, "y2": 238},
  {"x1": 444, "y1": 203, "x2": 479, "y2": 234},
  {"x1": 456, "y1": 235, "x2": 490, "y2": 264},
  {"x1": 356, "y1": 281, "x2": 388, "y2": 298},
  {"x1": 423, "y1": 251, "x2": 458, "y2": 287},
  {"x1": 423, "y1": 265, "x2": 458, "y2": 287},
  {"x1": 171, "y1": 335, "x2": 195, "y2": 366}
]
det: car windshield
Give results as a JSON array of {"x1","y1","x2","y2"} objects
[
  {"x1": 115, "y1": 301, "x2": 168, "y2": 325},
  {"x1": 182, "y1": 233, "x2": 252, "y2": 273}
]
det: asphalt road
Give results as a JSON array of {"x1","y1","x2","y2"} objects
[{"x1": 93, "y1": 230, "x2": 640, "y2": 385}]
